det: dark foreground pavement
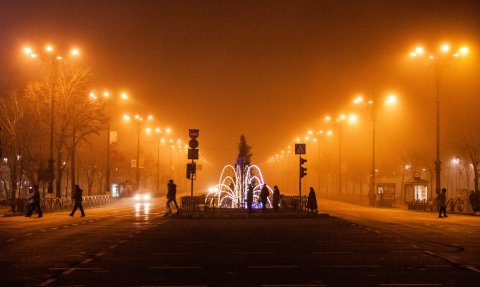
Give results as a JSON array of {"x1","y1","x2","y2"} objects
[{"x1": 1, "y1": 199, "x2": 480, "y2": 286}]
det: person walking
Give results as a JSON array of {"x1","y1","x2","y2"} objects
[
  {"x1": 307, "y1": 187, "x2": 318, "y2": 213},
  {"x1": 260, "y1": 184, "x2": 269, "y2": 213},
  {"x1": 469, "y1": 190, "x2": 478, "y2": 213},
  {"x1": 70, "y1": 184, "x2": 85, "y2": 217},
  {"x1": 25, "y1": 187, "x2": 35, "y2": 217},
  {"x1": 272, "y1": 185, "x2": 280, "y2": 212},
  {"x1": 438, "y1": 188, "x2": 447, "y2": 218},
  {"x1": 246, "y1": 184, "x2": 254, "y2": 213},
  {"x1": 26, "y1": 185, "x2": 43, "y2": 217},
  {"x1": 165, "y1": 179, "x2": 179, "y2": 215}
]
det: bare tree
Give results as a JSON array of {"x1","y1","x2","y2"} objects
[{"x1": 454, "y1": 122, "x2": 480, "y2": 193}]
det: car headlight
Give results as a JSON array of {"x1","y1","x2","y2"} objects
[
  {"x1": 144, "y1": 194, "x2": 151, "y2": 201},
  {"x1": 134, "y1": 194, "x2": 141, "y2": 201}
]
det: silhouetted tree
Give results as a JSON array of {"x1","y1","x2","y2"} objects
[{"x1": 237, "y1": 134, "x2": 253, "y2": 165}]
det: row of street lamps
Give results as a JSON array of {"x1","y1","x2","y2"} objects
[{"x1": 269, "y1": 42, "x2": 470, "y2": 198}]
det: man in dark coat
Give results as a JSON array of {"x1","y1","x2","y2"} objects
[
  {"x1": 26, "y1": 185, "x2": 43, "y2": 218},
  {"x1": 246, "y1": 184, "x2": 254, "y2": 213},
  {"x1": 70, "y1": 185, "x2": 85, "y2": 217},
  {"x1": 272, "y1": 186, "x2": 280, "y2": 211},
  {"x1": 260, "y1": 184, "x2": 269, "y2": 212},
  {"x1": 165, "y1": 179, "x2": 179, "y2": 215},
  {"x1": 469, "y1": 190, "x2": 478, "y2": 212},
  {"x1": 307, "y1": 187, "x2": 318, "y2": 212}
]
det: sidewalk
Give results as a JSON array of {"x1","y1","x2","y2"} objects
[{"x1": 0, "y1": 204, "x2": 22, "y2": 217}]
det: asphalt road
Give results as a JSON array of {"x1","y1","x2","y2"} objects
[{"x1": 1, "y1": 197, "x2": 479, "y2": 287}]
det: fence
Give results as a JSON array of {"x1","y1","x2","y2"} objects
[{"x1": 12, "y1": 195, "x2": 120, "y2": 213}]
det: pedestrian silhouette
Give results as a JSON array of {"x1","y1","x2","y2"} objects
[
  {"x1": 26, "y1": 185, "x2": 43, "y2": 218},
  {"x1": 165, "y1": 179, "x2": 179, "y2": 215},
  {"x1": 246, "y1": 184, "x2": 254, "y2": 213},
  {"x1": 260, "y1": 184, "x2": 269, "y2": 212},
  {"x1": 70, "y1": 185, "x2": 85, "y2": 217},
  {"x1": 469, "y1": 190, "x2": 478, "y2": 213},
  {"x1": 307, "y1": 187, "x2": 318, "y2": 212},
  {"x1": 438, "y1": 188, "x2": 447, "y2": 218},
  {"x1": 272, "y1": 185, "x2": 280, "y2": 211}
]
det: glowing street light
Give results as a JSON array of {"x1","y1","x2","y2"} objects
[
  {"x1": 410, "y1": 43, "x2": 470, "y2": 196},
  {"x1": 23, "y1": 44, "x2": 80, "y2": 196},
  {"x1": 353, "y1": 92, "x2": 397, "y2": 205},
  {"x1": 124, "y1": 113, "x2": 153, "y2": 191}
]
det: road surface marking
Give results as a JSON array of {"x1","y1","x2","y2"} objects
[
  {"x1": 312, "y1": 251, "x2": 353, "y2": 254},
  {"x1": 63, "y1": 267, "x2": 103, "y2": 275},
  {"x1": 152, "y1": 252, "x2": 195, "y2": 255},
  {"x1": 247, "y1": 266, "x2": 299, "y2": 269},
  {"x1": 410, "y1": 245, "x2": 419, "y2": 249},
  {"x1": 63, "y1": 225, "x2": 69, "y2": 228},
  {"x1": 82, "y1": 258, "x2": 94, "y2": 264},
  {"x1": 7, "y1": 238, "x2": 15, "y2": 242},
  {"x1": 379, "y1": 284, "x2": 442, "y2": 286},
  {"x1": 262, "y1": 285, "x2": 326, "y2": 287},
  {"x1": 109, "y1": 245, "x2": 118, "y2": 249},
  {"x1": 24, "y1": 233, "x2": 32, "y2": 236},
  {"x1": 315, "y1": 265, "x2": 382, "y2": 268},
  {"x1": 150, "y1": 266, "x2": 201, "y2": 269},
  {"x1": 51, "y1": 228, "x2": 57, "y2": 230},
  {"x1": 463, "y1": 265, "x2": 480, "y2": 273},
  {"x1": 139, "y1": 285, "x2": 206, "y2": 287},
  {"x1": 89, "y1": 220, "x2": 94, "y2": 223},
  {"x1": 72, "y1": 224, "x2": 78, "y2": 226},
  {"x1": 96, "y1": 251, "x2": 107, "y2": 257},
  {"x1": 36, "y1": 278, "x2": 56, "y2": 286},
  {"x1": 119, "y1": 239, "x2": 126, "y2": 243},
  {"x1": 233, "y1": 251, "x2": 274, "y2": 254},
  {"x1": 62, "y1": 268, "x2": 76, "y2": 275},
  {"x1": 391, "y1": 251, "x2": 423, "y2": 253}
]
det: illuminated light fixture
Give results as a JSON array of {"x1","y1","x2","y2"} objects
[
  {"x1": 429, "y1": 55, "x2": 434, "y2": 60},
  {"x1": 71, "y1": 48, "x2": 80, "y2": 55},
  {"x1": 23, "y1": 47, "x2": 32, "y2": 54},
  {"x1": 325, "y1": 116, "x2": 331, "y2": 121},
  {"x1": 145, "y1": 127, "x2": 152, "y2": 133},
  {"x1": 308, "y1": 130, "x2": 313, "y2": 135},
  {"x1": 89, "y1": 92, "x2": 97, "y2": 100},
  {"x1": 410, "y1": 52, "x2": 417, "y2": 57},
  {"x1": 123, "y1": 114, "x2": 130, "y2": 121},
  {"x1": 166, "y1": 128, "x2": 171, "y2": 133},
  {"x1": 415, "y1": 47, "x2": 424, "y2": 54},
  {"x1": 147, "y1": 115, "x2": 153, "y2": 120},
  {"x1": 313, "y1": 138, "x2": 317, "y2": 142},
  {"x1": 353, "y1": 96, "x2": 363, "y2": 104},
  {"x1": 441, "y1": 44, "x2": 450, "y2": 53},
  {"x1": 348, "y1": 114, "x2": 357, "y2": 123},
  {"x1": 45, "y1": 45, "x2": 53, "y2": 52},
  {"x1": 56, "y1": 56, "x2": 62, "y2": 60},
  {"x1": 30, "y1": 53, "x2": 38, "y2": 58},
  {"x1": 155, "y1": 128, "x2": 161, "y2": 133},
  {"x1": 295, "y1": 137, "x2": 300, "y2": 143},
  {"x1": 103, "y1": 91, "x2": 110, "y2": 97},
  {"x1": 453, "y1": 53, "x2": 460, "y2": 57},
  {"x1": 160, "y1": 138, "x2": 166, "y2": 143},
  {"x1": 327, "y1": 130, "x2": 333, "y2": 135},
  {"x1": 385, "y1": 95, "x2": 397, "y2": 105},
  {"x1": 460, "y1": 47, "x2": 469, "y2": 55}
]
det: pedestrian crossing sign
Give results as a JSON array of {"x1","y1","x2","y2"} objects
[{"x1": 295, "y1": 143, "x2": 306, "y2": 155}]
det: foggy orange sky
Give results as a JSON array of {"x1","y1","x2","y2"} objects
[{"x1": 1, "y1": 0, "x2": 480, "y2": 190}]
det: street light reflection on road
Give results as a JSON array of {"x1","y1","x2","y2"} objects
[{"x1": 134, "y1": 202, "x2": 151, "y2": 217}]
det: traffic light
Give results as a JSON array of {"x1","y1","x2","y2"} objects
[
  {"x1": 300, "y1": 156, "x2": 307, "y2": 178},
  {"x1": 186, "y1": 162, "x2": 197, "y2": 179}
]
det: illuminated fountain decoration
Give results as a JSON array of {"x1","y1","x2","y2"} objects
[{"x1": 205, "y1": 164, "x2": 273, "y2": 208}]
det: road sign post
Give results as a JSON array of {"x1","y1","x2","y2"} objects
[{"x1": 295, "y1": 144, "x2": 307, "y2": 200}]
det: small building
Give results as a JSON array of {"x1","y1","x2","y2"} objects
[
  {"x1": 376, "y1": 182, "x2": 396, "y2": 207},
  {"x1": 404, "y1": 179, "x2": 430, "y2": 204}
]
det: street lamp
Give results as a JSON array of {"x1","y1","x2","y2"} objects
[
  {"x1": 410, "y1": 43, "x2": 469, "y2": 196},
  {"x1": 326, "y1": 113, "x2": 357, "y2": 195},
  {"x1": 23, "y1": 44, "x2": 80, "y2": 196},
  {"x1": 353, "y1": 93, "x2": 397, "y2": 205},
  {"x1": 124, "y1": 113, "x2": 153, "y2": 191},
  {"x1": 146, "y1": 126, "x2": 172, "y2": 195},
  {"x1": 90, "y1": 90, "x2": 128, "y2": 195}
]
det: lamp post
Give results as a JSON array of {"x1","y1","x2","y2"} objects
[
  {"x1": 124, "y1": 114, "x2": 153, "y2": 192},
  {"x1": 411, "y1": 44, "x2": 469, "y2": 196},
  {"x1": 24, "y1": 45, "x2": 79, "y2": 196},
  {"x1": 91, "y1": 91, "x2": 128, "y2": 194},
  {"x1": 146, "y1": 127, "x2": 172, "y2": 195},
  {"x1": 354, "y1": 93, "x2": 397, "y2": 204}
]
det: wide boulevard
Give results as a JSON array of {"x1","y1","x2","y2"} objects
[{"x1": 1, "y1": 197, "x2": 479, "y2": 287}]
